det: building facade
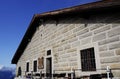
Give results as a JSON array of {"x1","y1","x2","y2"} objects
[{"x1": 12, "y1": 0, "x2": 120, "y2": 79}]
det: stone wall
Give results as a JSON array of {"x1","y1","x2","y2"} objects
[{"x1": 17, "y1": 12, "x2": 120, "y2": 78}]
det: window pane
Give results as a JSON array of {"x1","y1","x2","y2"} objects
[
  {"x1": 33, "y1": 60, "x2": 37, "y2": 72},
  {"x1": 47, "y1": 50, "x2": 51, "y2": 55},
  {"x1": 80, "y1": 48, "x2": 96, "y2": 71},
  {"x1": 26, "y1": 62, "x2": 29, "y2": 72}
]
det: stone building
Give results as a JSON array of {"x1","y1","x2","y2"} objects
[{"x1": 12, "y1": 0, "x2": 120, "y2": 79}]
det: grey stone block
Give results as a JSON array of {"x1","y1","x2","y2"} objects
[
  {"x1": 99, "y1": 45, "x2": 108, "y2": 51},
  {"x1": 73, "y1": 24, "x2": 85, "y2": 33},
  {"x1": 76, "y1": 28, "x2": 89, "y2": 36},
  {"x1": 108, "y1": 27, "x2": 120, "y2": 37},
  {"x1": 89, "y1": 24, "x2": 104, "y2": 31},
  {"x1": 100, "y1": 51, "x2": 114, "y2": 57},
  {"x1": 79, "y1": 32, "x2": 92, "y2": 39},
  {"x1": 93, "y1": 33, "x2": 106, "y2": 42},
  {"x1": 81, "y1": 37, "x2": 92, "y2": 45},
  {"x1": 109, "y1": 42, "x2": 120, "y2": 50},
  {"x1": 115, "y1": 48, "x2": 120, "y2": 55},
  {"x1": 94, "y1": 25, "x2": 111, "y2": 34},
  {"x1": 98, "y1": 36, "x2": 119, "y2": 45},
  {"x1": 101, "y1": 56, "x2": 120, "y2": 63}
]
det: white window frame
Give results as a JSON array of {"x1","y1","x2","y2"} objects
[{"x1": 77, "y1": 43, "x2": 101, "y2": 76}]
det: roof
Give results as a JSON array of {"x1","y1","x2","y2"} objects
[{"x1": 12, "y1": 0, "x2": 120, "y2": 64}]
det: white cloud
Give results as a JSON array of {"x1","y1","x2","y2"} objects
[{"x1": 0, "y1": 65, "x2": 3, "y2": 70}]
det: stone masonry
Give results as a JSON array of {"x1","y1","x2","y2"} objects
[{"x1": 16, "y1": 12, "x2": 120, "y2": 79}]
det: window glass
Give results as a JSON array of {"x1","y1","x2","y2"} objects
[
  {"x1": 33, "y1": 60, "x2": 37, "y2": 72},
  {"x1": 80, "y1": 47, "x2": 96, "y2": 71},
  {"x1": 47, "y1": 50, "x2": 51, "y2": 55},
  {"x1": 26, "y1": 62, "x2": 29, "y2": 72}
]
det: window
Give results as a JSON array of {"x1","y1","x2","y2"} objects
[
  {"x1": 33, "y1": 60, "x2": 37, "y2": 72},
  {"x1": 80, "y1": 47, "x2": 96, "y2": 71},
  {"x1": 47, "y1": 50, "x2": 51, "y2": 56},
  {"x1": 26, "y1": 62, "x2": 29, "y2": 72},
  {"x1": 18, "y1": 67, "x2": 22, "y2": 76}
]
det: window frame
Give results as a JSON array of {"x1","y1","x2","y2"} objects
[
  {"x1": 77, "y1": 43, "x2": 101, "y2": 75},
  {"x1": 80, "y1": 47, "x2": 96, "y2": 71},
  {"x1": 26, "y1": 62, "x2": 29, "y2": 72},
  {"x1": 33, "y1": 60, "x2": 37, "y2": 72},
  {"x1": 47, "y1": 50, "x2": 51, "y2": 56}
]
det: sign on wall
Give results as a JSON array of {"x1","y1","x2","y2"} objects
[{"x1": 38, "y1": 57, "x2": 44, "y2": 69}]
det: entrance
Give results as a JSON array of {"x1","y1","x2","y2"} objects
[{"x1": 46, "y1": 57, "x2": 52, "y2": 77}]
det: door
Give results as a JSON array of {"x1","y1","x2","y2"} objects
[{"x1": 46, "y1": 57, "x2": 52, "y2": 77}]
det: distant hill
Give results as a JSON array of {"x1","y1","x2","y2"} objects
[{"x1": 0, "y1": 66, "x2": 15, "y2": 79}]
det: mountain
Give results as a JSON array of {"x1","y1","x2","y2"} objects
[{"x1": 0, "y1": 66, "x2": 15, "y2": 79}]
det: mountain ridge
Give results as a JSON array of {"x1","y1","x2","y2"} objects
[{"x1": 0, "y1": 66, "x2": 15, "y2": 79}]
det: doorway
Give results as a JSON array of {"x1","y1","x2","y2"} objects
[{"x1": 46, "y1": 57, "x2": 52, "y2": 77}]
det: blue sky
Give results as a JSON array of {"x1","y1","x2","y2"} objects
[{"x1": 0, "y1": 0, "x2": 99, "y2": 68}]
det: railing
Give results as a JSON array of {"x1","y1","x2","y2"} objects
[
  {"x1": 14, "y1": 66, "x2": 120, "y2": 79},
  {"x1": 53, "y1": 66, "x2": 120, "y2": 79},
  {"x1": 72, "y1": 67, "x2": 120, "y2": 79}
]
